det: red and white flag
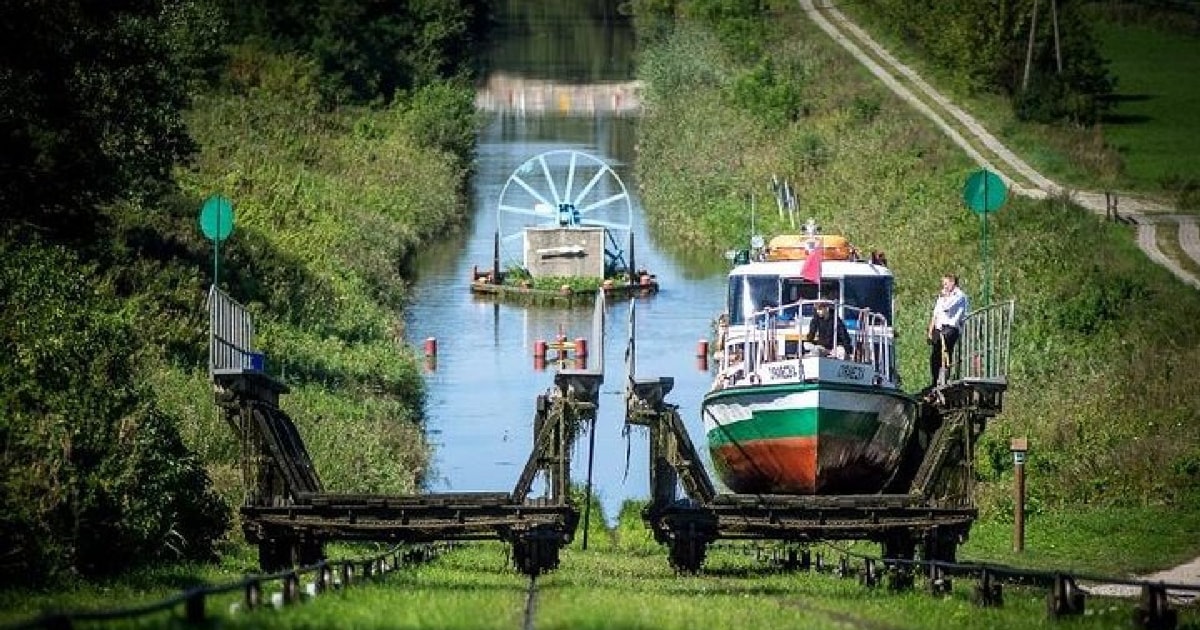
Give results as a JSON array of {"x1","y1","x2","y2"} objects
[{"x1": 800, "y1": 243, "x2": 822, "y2": 284}]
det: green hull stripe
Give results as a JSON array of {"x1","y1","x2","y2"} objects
[{"x1": 707, "y1": 408, "x2": 880, "y2": 448}]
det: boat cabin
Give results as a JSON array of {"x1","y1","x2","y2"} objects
[
  {"x1": 725, "y1": 259, "x2": 893, "y2": 330},
  {"x1": 715, "y1": 247, "x2": 900, "y2": 390}
]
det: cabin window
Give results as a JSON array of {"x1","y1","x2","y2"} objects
[
  {"x1": 727, "y1": 275, "x2": 780, "y2": 325},
  {"x1": 782, "y1": 278, "x2": 841, "y2": 318},
  {"x1": 842, "y1": 276, "x2": 893, "y2": 323}
]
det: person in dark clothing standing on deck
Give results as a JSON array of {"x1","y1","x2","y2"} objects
[{"x1": 927, "y1": 274, "x2": 969, "y2": 387}]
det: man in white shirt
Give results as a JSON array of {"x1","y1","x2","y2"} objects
[{"x1": 927, "y1": 274, "x2": 969, "y2": 387}]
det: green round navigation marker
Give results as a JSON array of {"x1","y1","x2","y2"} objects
[
  {"x1": 962, "y1": 169, "x2": 1007, "y2": 215},
  {"x1": 199, "y1": 195, "x2": 235, "y2": 242}
]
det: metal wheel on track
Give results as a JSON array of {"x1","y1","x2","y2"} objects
[
  {"x1": 511, "y1": 532, "x2": 562, "y2": 578},
  {"x1": 668, "y1": 528, "x2": 707, "y2": 574}
]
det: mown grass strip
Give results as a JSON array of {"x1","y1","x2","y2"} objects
[
  {"x1": 1091, "y1": 19, "x2": 1200, "y2": 197},
  {"x1": 228, "y1": 545, "x2": 1195, "y2": 629}
]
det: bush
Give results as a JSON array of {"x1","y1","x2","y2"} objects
[
  {"x1": 0, "y1": 234, "x2": 228, "y2": 583},
  {"x1": 727, "y1": 58, "x2": 807, "y2": 127}
]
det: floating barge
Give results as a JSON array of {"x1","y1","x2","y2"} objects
[
  {"x1": 473, "y1": 149, "x2": 660, "y2": 306},
  {"x1": 469, "y1": 264, "x2": 659, "y2": 306}
]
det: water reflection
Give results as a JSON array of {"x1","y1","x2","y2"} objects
[{"x1": 481, "y1": 0, "x2": 636, "y2": 82}]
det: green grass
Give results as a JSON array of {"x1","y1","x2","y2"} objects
[
  {"x1": 834, "y1": 3, "x2": 1200, "y2": 212},
  {"x1": 10, "y1": 543, "x2": 1193, "y2": 629},
  {"x1": 831, "y1": 2, "x2": 1134, "y2": 196},
  {"x1": 152, "y1": 63, "x2": 479, "y2": 506},
  {"x1": 964, "y1": 505, "x2": 1200, "y2": 576},
  {"x1": 1093, "y1": 19, "x2": 1200, "y2": 202},
  {"x1": 6, "y1": 505, "x2": 1200, "y2": 629}
]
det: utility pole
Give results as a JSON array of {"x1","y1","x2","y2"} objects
[
  {"x1": 1022, "y1": 0, "x2": 1041, "y2": 91},
  {"x1": 1051, "y1": 0, "x2": 1062, "y2": 75}
]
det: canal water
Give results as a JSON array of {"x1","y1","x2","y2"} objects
[{"x1": 403, "y1": 1, "x2": 728, "y2": 522}]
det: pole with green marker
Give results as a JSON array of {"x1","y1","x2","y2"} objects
[
  {"x1": 199, "y1": 195, "x2": 236, "y2": 287},
  {"x1": 962, "y1": 169, "x2": 1007, "y2": 307}
]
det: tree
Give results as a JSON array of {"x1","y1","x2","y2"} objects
[
  {"x1": 214, "y1": 0, "x2": 486, "y2": 103},
  {"x1": 0, "y1": 1, "x2": 205, "y2": 241}
]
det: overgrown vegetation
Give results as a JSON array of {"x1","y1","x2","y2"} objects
[
  {"x1": 0, "y1": 237, "x2": 229, "y2": 583},
  {"x1": 632, "y1": 0, "x2": 1200, "y2": 516},
  {"x1": 1, "y1": 0, "x2": 483, "y2": 583}
]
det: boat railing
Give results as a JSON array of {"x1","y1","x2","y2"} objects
[
  {"x1": 849, "y1": 308, "x2": 895, "y2": 384},
  {"x1": 951, "y1": 300, "x2": 1015, "y2": 385},
  {"x1": 728, "y1": 300, "x2": 896, "y2": 383}
]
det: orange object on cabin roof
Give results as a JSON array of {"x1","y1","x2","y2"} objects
[{"x1": 765, "y1": 234, "x2": 852, "y2": 262}]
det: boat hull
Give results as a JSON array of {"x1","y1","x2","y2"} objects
[{"x1": 703, "y1": 383, "x2": 916, "y2": 495}]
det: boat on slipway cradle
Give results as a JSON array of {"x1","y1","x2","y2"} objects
[
  {"x1": 704, "y1": 220, "x2": 912, "y2": 495},
  {"x1": 624, "y1": 214, "x2": 1013, "y2": 572}
]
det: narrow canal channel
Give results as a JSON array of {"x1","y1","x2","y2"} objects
[{"x1": 404, "y1": 1, "x2": 728, "y2": 520}]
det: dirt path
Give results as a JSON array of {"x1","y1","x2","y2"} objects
[
  {"x1": 1082, "y1": 556, "x2": 1200, "y2": 604},
  {"x1": 798, "y1": 0, "x2": 1200, "y2": 290}
]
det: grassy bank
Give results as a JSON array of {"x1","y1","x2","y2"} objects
[
  {"x1": 635, "y1": 3, "x2": 1200, "y2": 522},
  {"x1": 1, "y1": 1, "x2": 484, "y2": 584},
  {"x1": 163, "y1": 72, "x2": 477, "y2": 504}
]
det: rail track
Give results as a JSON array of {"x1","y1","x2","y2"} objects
[{"x1": 522, "y1": 575, "x2": 539, "y2": 630}]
